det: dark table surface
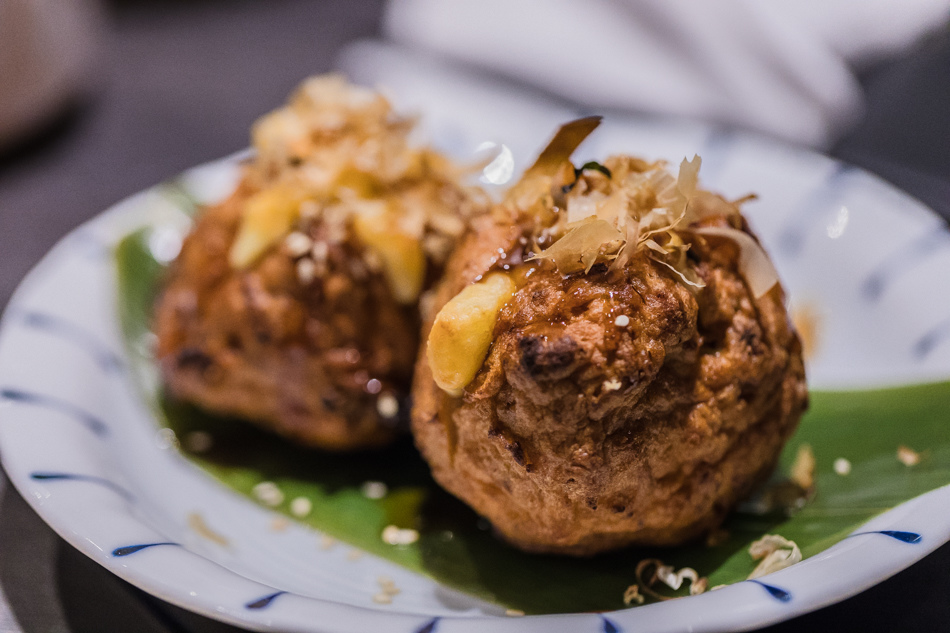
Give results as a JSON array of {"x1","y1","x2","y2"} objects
[{"x1": 0, "y1": 2, "x2": 948, "y2": 631}]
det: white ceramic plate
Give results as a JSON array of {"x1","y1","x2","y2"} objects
[{"x1": 2, "y1": 58, "x2": 950, "y2": 632}]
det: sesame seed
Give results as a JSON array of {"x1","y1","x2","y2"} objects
[
  {"x1": 833, "y1": 457, "x2": 852, "y2": 476},
  {"x1": 603, "y1": 378, "x2": 622, "y2": 392},
  {"x1": 381, "y1": 525, "x2": 419, "y2": 546},
  {"x1": 252, "y1": 481, "x2": 284, "y2": 507},
  {"x1": 505, "y1": 609, "x2": 525, "y2": 617},
  {"x1": 311, "y1": 240, "x2": 329, "y2": 262},
  {"x1": 361, "y1": 481, "x2": 388, "y2": 499},
  {"x1": 897, "y1": 445, "x2": 921, "y2": 467},
  {"x1": 296, "y1": 258, "x2": 317, "y2": 284},
  {"x1": 284, "y1": 231, "x2": 314, "y2": 257},
  {"x1": 614, "y1": 315, "x2": 630, "y2": 327},
  {"x1": 182, "y1": 430, "x2": 213, "y2": 453},
  {"x1": 377, "y1": 393, "x2": 399, "y2": 418},
  {"x1": 290, "y1": 496, "x2": 312, "y2": 517},
  {"x1": 154, "y1": 427, "x2": 179, "y2": 450}
]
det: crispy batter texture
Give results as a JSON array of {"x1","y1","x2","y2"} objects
[
  {"x1": 154, "y1": 181, "x2": 417, "y2": 449},
  {"x1": 412, "y1": 214, "x2": 808, "y2": 555}
]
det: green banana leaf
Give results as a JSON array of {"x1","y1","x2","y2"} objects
[{"x1": 115, "y1": 228, "x2": 950, "y2": 615}]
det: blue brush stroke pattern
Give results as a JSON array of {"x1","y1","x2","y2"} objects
[
  {"x1": 749, "y1": 580, "x2": 792, "y2": 602},
  {"x1": 11, "y1": 309, "x2": 124, "y2": 373},
  {"x1": 914, "y1": 317, "x2": 950, "y2": 360},
  {"x1": 415, "y1": 617, "x2": 440, "y2": 633},
  {"x1": 113, "y1": 542, "x2": 180, "y2": 556},
  {"x1": 698, "y1": 126, "x2": 735, "y2": 185},
  {"x1": 601, "y1": 615, "x2": 622, "y2": 633},
  {"x1": 30, "y1": 472, "x2": 132, "y2": 501},
  {"x1": 1, "y1": 388, "x2": 109, "y2": 436},
  {"x1": 850, "y1": 530, "x2": 922, "y2": 544},
  {"x1": 245, "y1": 591, "x2": 287, "y2": 610},
  {"x1": 861, "y1": 231, "x2": 950, "y2": 303}
]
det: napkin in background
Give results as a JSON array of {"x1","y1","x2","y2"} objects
[{"x1": 383, "y1": 0, "x2": 950, "y2": 148}]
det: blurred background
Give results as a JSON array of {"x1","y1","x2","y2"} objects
[{"x1": 0, "y1": 1, "x2": 949, "y2": 631}]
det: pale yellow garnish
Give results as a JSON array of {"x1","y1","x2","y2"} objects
[
  {"x1": 623, "y1": 584, "x2": 645, "y2": 606},
  {"x1": 748, "y1": 534, "x2": 801, "y2": 579},
  {"x1": 230, "y1": 186, "x2": 305, "y2": 267},
  {"x1": 427, "y1": 273, "x2": 517, "y2": 396},
  {"x1": 789, "y1": 443, "x2": 816, "y2": 491},
  {"x1": 351, "y1": 204, "x2": 426, "y2": 304}
]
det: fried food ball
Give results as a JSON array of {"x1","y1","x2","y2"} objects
[
  {"x1": 412, "y1": 120, "x2": 807, "y2": 554},
  {"x1": 155, "y1": 75, "x2": 484, "y2": 450}
]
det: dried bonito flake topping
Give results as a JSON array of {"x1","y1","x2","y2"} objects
[
  {"x1": 228, "y1": 74, "x2": 482, "y2": 304},
  {"x1": 519, "y1": 118, "x2": 779, "y2": 298},
  {"x1": 633, "y1": 558, "x2": 709, "y2": 601},
  {"x1": 747, "y1": 534, "x2": 802, "y2": 579}
]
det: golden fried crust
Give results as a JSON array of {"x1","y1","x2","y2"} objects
[
  {"x1": 412, "y1": 215, "x2": 807, "y2": 554},
  {"x1": 154, "y1": 183, "x2": 417, "y2": 450}
]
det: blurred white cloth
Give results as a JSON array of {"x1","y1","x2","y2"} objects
[
  {"x1": 384, "y1": 0, "x2": 950, "y2": 147},
  {"x1": 0, "y1": 0, "x2": 103, "y2": 150}
]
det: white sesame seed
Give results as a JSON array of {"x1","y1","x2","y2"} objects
[
  {"x1": 252, "y1": 481, "x2": 284, "y2": 507},
  {"x1": 833, "y1": 457, "x2": 852, "y2": 476},
  {"x1": 897, "y1": 445, "x2": 921, "y2": 467},
  {"x1": 311, "y1": 240, "x2": 329, "y2": 262},
  {"x1": 284, "y1": 231, "x2": 314, "y2": 257},
  {"x1": 614, "y1": 315, "x2": 630, "y2": 327},
  {"x1": 360, "y1": 481, "x2": 388, "y2": 499},
  {"x1": 377, "y1": 393, "x2": 399, "y2": 418},
  {"x1": 603, "y1": 378, "x2": 622, "y2": 392},
  {"x1": 290, "y1": 496, "x2": 313, "y2": 518},
  {"x1": 183, "y1": 430, "x2": 213, "y2": 453},
  {"x1": 296, "y1": 258, "x2": 316, "y2": 284},
  {"x1": 154, "y1": 427, "x2": 179, "y2": 450},
  {"x1": 381, "y1": 525, "x2": 419, "y2": 546},
  {"x1": 505, "y1": 609, "x2": 525, "y2": 617}
]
